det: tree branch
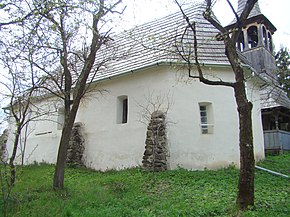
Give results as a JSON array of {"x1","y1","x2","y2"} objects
[{"x1": 175, "y1": 0, "x2": 235, "y2": 87}]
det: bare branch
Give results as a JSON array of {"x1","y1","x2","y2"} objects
[
  {"x1": 226, "y1": 0, "x2": 239, "y2": 24},
  {"x1": 175, "y1": 1, "x2": 235, "y2": 87},
  {"x1": 192, "y1": 22, "x2": 235, "y2": 87},
  {"x1": 203, "y1": 0, "x2": 227, "y2": 34},
  {"x1": 0, "y1": 10, "x2": 35, "y2": 28}
]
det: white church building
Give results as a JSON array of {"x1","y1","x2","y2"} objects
[{"x1": 5, "y1": 1, "x2": 287, "y2": 171}]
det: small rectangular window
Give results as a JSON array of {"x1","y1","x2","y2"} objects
[
  {"x1": 199, "y1": 103, "x2": 214, "y2": 134},
  {"x1": 117, "y1": 95, "x2": 128, "y2": 124},
  {"x1": 122, "y1": 98, "x2": 128, "y2": 124},
  {"x1": 199, "y1": 105, "x2": 208, "y2": 134}
]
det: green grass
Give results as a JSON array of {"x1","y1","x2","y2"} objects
[{"x1": 1, "y1": 154, "x2": 289, "y2": 217}]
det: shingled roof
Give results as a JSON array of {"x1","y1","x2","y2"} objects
[
  {"x1": 91, "y1": 2, "x2": 287, "y2": 109},
  {"x1": 89, "y1": 3, "x2": 229, "y2": 82},
  {"x1": 227, "y1": 0, "x2": 276, "y2": 32},
  {"x1": 31, "y1": 2, "x2": 290, "y2": 110},
  {"x1": 261, "y1": 87, "x2": 290, "y2": 109},
  {"x1": 236, "y1": 0, "x2": 262, "y2": 19}
]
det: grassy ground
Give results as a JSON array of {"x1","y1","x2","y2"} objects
[{"x1": 1, "y1": 154, "x2": 289, "y2": 217}]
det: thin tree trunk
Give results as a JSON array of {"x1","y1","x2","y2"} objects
[
  {"x1": 53, "y1": 97, "x2": 82, "y2": 189},
  {"x1": 234, "y1": 82, "x2": 255, "y2": 210},
  {"x1": 53, "y1": 113, "x2": 75, "y2": 189},
  {"x1": 9, "y1": 126, "x2": 21, "y2": 186},
  {"x1": 21, "y1": 122, "x2": 29, "y2": 166}
]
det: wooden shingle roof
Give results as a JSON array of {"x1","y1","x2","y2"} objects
[
  {"x1": 227, "y1": 0, "x2": 276, "y2": 32},
  {"x1": 44, "y1": 2, "x2": 290, "y2": 109},
  {"x1": 236, "y1": 0, "x2": 262, "y2": 19},
  {"x1": 90, "y1": 3, "x2": 229, "y2": 82},
  {"x1": 261, "y1": 88, "x2": 290, "y2": 110}
]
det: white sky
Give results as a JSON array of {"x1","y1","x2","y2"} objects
[{"x1": 119, "y1": 0, "x2": 290, "y2": 51}]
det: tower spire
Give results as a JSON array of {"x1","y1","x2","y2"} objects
[
  {"x1": 236, "y1": 0, "x2": 262, "y2": 19},
  {"x1": 225, "y1": 0, "x2": 277, "y2": 76}
]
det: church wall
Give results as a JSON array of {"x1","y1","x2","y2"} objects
[
  {"x1": 246, "y1": 78, "x2": 265, "y2": 161},
  {"x1": 5, "y1": 64, "x2": 265, "y2": 170},
  {"x1": 164, "y1": 66, "x2": 241, "y2": 169},
  {"x1": 5, "y1": 97, "x2": 62, "y2": 164},
  {"x1": 75, "y1": 65, "x2": 264, "y2": 170}
]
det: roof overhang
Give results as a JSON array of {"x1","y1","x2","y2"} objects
[{"x1": 226, "y1": 14, "x2": 277, "y2": 34}]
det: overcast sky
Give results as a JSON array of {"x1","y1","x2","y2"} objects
[{"x1": 119, "y1": 0, "x2": 290, "y2": 51}]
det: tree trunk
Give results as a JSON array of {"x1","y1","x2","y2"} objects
[
  {"x1": 53, "y1": 98, "x2": 82, "y2": 189},
  {"x1": 223, "y1": 36, "x2": 255, "y2": 210},
  {"x1": 234, "y1": 82, "x2": 255, "y2": 210},
  {"x1": 53, "y1": 124, "x2": 72, "y2": 188},
  {"x1": 53, "y1": 111, "x2": 75, "y2": 189},
  {"x1": 9, "y1": 125, "x2": 21, "y2": 186}
]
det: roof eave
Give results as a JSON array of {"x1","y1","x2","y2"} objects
[
  {"x1": 92, "y1": 60, "x2": 239, "y2": 85},
  {"x1": 225, "y1": 14, "x2": 277, "y2": 33}
]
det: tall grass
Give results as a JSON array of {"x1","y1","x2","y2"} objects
[{"x1": 1, "y1": 154, "x2": 289, "y2": 217}]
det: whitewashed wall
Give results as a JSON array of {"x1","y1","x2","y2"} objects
[
  {"x1": 246, "y1": 77, "x2": 265, "y2": 161},
  {"x1": 6, "y1": 97, "x2": 62, "y2": 164},
  {"x1": 6, "y1": 65, "x2": 265, "y2": 170}
]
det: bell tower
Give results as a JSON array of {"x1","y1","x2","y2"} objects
[{"x1": 226, "y1": 0, "x2": 277, "y2": 75}]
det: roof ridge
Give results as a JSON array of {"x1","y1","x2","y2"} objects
[{"x1": 114, "y1": 2, "x2": 207, "y2": 38}]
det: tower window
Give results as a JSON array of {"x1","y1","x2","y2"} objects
[
  {"x1": 268, "y1": 32, "x2": 273, "y2": 52},
  {"x1": 262, "y1": 26, "x2": 267, "y2": 48},
  {"x1": 247, "y1": 26, "x2": 258, "y2": 48},
  {"x1": 117, "y1": 95, "x2": 128, "y2": 124},
  {"x1": 236, "y1": 32, "x2": 245, "y2": 51}
]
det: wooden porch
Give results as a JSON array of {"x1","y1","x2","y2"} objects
[
  {"x1": 264, "y1": 130, "x2": 290, "y2": 153},
  {"x1": 262, "y1": 106, "x2": 290, "y2": 153}
]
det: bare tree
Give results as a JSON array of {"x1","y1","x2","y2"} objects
[
  {"x1": 174, "y1": 0, "x2": 258, "y2": 211},
  {"x1": 136, "y1": 90, "x2": 174, "y2": 125},
  {"x1": 0, "y1": 43, "x2": 47, "y2": 217},
  {"x1": 1, "y1": 0, "x2": 124, "y2": 189},
  {"x1": 0, "y1": 48, "x2": 45, "y2": 185}
]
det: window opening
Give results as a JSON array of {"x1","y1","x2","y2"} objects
[
  {"x1": 268, "y1": 32, "x2": 273, "y2": 52},
  {"x1": 117, "y1": 95, "x2": 128, "y2": 124},
  {"x1": 199, "y1": 105, "x2": 208, "y2": 134},
  {"x1": 262, "y1": 26, "x2": 267, "y2": 48},
  {"x1": 247, "y1": 26, "x2": 258, "y2": 48},
  {"x1": 236, "y1": 32, "x2": 245, "y2": 51},
  {"x1": 122, "y1": 98, "x2": 128, "y2": 124},
  {"x1": 198, "y1": 102, "x2": 214, "y2": 134}
]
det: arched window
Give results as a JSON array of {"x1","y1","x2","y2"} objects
[
  {"x1": 247, "y1": 26, "x2": 258, "y2": 48},
  {"x1": 236, "y1": 32, "x2": 245, "y2": 51},
  {"x1": 262, "y1": 26, "x2": 267, "y2": 47},
  {"x1": 268, "y1": 32, "x2": 273, "y2": 52}
]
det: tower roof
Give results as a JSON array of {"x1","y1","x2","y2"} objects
[
  {"x1": 227, "y1": 0, "x2": 276, "y2": 33},
  {"x1": 237, "y1": 0, "x2": 262, "y2": 19}
]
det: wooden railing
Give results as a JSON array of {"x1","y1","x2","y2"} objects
[{"x1": 264, "y1": 130, "x2": 290, "y2": 151}]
